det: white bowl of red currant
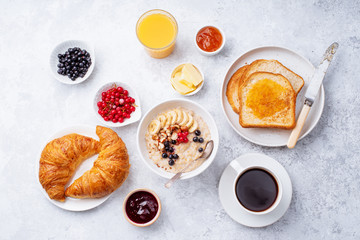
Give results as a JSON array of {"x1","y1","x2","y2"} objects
[{"x1": 94, "y1": 82, "x2": 141, "y2": 127}]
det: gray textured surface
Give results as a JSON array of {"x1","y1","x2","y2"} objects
[{"x1": 0, "y1": 0, "x2": 359, "y2": 239}]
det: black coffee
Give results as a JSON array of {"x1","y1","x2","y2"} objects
[{"x1": 235, "y1": 169, "x2": 278, "y2": 212}]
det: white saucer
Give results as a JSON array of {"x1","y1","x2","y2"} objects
[{"x1": 218, "y1": 153, "x2": 292, "y2": 227}]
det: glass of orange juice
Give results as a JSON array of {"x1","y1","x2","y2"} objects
[{"x1": 136, "y1": 9, "x2": 178, "y2": 59}]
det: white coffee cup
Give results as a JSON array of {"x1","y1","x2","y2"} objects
[{"x1": 229, "y1": 160, "x2": 283, "y2": 215}]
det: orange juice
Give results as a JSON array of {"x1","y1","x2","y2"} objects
[{"x1": 136, "y1": 10, "x2": 178, "y2": 58}]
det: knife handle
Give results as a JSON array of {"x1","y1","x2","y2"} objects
[{"x1": 287, "y1": 104, "x2": 311, "y2": 149}]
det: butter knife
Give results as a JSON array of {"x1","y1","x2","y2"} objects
[{"x1": 287, "y1": 42, "x2": 339, "y2": 148}]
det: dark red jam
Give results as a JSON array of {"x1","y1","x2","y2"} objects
[{"x1": 125, "y1": 191, "x2": 159, "y2": 224}]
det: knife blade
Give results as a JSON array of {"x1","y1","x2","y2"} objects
[
  {"x1": 304, "y1": 42, "x2": 339, "y2": 106},
  {"x1": 287, "y1": 42, "x2": 339, "y2": 148}
]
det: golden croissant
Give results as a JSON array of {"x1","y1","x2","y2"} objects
[
  {"x1": 39, "y1": 134, "x2": 101, "y2": 202},
  {"x1": 65, "y1": 126, "x2": 130, "y2": 199}
]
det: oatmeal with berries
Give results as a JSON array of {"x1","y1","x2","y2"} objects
[{"x1": 145, "y1": 107, "x2": 211, "y2": 173}]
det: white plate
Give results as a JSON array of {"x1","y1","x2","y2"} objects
[
  {"x1": 94, "y1": 82, "x2": 141, "y2": 127},
  {"x1": 218, "y1": 153, "x2": 292, "y2": 227},
  {"x1": 49, "y1": 40, "x2": 95, "y2": 84},
  {"x1": 220, "y1": 46, "x2": 325, "y2": 147},
  {"x1": 137, "y1": 99, "x2": 219, "y2": 179},
  {"x1": 36, "y1": 125, "x2": 110, "y2": 211}
]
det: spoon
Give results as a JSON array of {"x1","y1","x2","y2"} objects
[{"x1": 164, "y1": 140, "x2": 214, "y2": 189}]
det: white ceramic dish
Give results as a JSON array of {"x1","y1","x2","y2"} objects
[
  {"x1": 50, "y1": 40, "x2": 95, "y2": 84},
  {"x1": 94, "y1": 82, "x2": 141, "y2": 127},
  {"x1": 36, "y1": 125, "x2": 110, "y2": 211},
  {"x1": 137, "y1": 99, "x2": 219, "y2": 179},
  {"x1": 218, "y1": 153, "x2": 292, "y2": 227},
  {"x1": 220, "y1": 46, "x2": 325, "y2": 147},
  {"x1": 170, "y1": 63, "x2": 204, "y2": 96},
  {"x1": 195, "y1": 25, "x2": 226, "y2": 56}
]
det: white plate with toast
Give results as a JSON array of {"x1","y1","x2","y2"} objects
[
  {"x1": 36, "y1": 125, "x2": 110, "y2": 211},
  {"x1": 220, "y1": 46, "x2": 324, "y2": 147}
]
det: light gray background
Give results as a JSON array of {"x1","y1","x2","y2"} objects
[{"x1": 0, "y1": 0, "x2": 359, "y2": 239}]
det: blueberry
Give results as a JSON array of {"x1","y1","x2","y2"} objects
[
  {"x1": 169, "y1": 147, "x2": 174, "y2": 153},
  {"x1": 165, "y1": 146, "x2": 170, "y2": 152},
  {"x1": 198, "y1": 138, "x2": 204, "y2": 143},
  {"x1": 162, "y1": 153, "x2": 168, "y2": 158},
  {"x1": 193, "y1": 137, "x2": 199, "y2": 142},
  {"x1": 164, "y1": 141, "x2": 170, "y2": 147},
  {"x1": 168, "y1": 159, "x2": 175, "y2": 166},
  {"x1": 195, "y1": 130, "x2": 201, "y2": 136},
  {"x1": 198, "y1": 147, "x2": 203, "y2": 153},
  {"x1": 173, "y1": 154, "x2": 179, "y2": 159},
  {"x1": 57, "y1": 54, "x2": 62, "y2": 58},
  {"x1": 169, "y1": 154, "x2": 173, "y2": 159},
  {"x1": 57, "y1": 69, "x2": 62, "y2": 74},
  {"x1": 171, "y1": 140, "x2": 176, "y2": 144}
]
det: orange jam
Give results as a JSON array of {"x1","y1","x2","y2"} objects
[
  {"x1": 245, "y1": 79, "x2": 287, "y2": 119},
  {"x1": 196, "y1": 26, "x2": 223, "y2": 52}
]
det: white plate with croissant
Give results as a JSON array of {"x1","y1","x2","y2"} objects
[{"x1": 36, "y1": 125, "x2": 130, "y2": 211}]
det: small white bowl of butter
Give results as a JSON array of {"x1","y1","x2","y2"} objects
[{"x1": 170, "y1": 63, "x2": 204, "y2": 96}]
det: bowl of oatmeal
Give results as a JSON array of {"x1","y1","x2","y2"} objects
[{"x1": 137, "y1": 99, "x2": 219, "y2": 179}]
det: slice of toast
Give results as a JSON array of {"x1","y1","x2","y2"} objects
[
  {"x1": 226, "y1": 65, "x2": 248, "y2": 114},
  {"x1": 239, "y1": 72, "x2": 296, "y2": 129},
  {"x1": 240, "y1": 59, "x2": 304, "y2": 95}
]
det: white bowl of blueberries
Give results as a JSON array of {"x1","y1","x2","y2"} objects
[{"x1": 50, "y1": 40, "x2": 95, "y2": 84}]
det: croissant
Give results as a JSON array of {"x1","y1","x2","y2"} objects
[
  {"x1": 65, "y1": 126, "x2": 130, "y2": 199},
  {"x1": 39, "y1": 134, "x2": 101, "y2": 202}
]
